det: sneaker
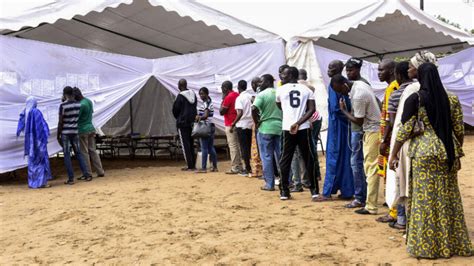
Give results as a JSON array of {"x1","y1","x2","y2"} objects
[
  {"x1": 85, "y1": 176, "x2": 93, "y2": 182},
  {"x1": 196, "y1": 169, "x2": 207, "y2": 173},
  {"x1": 260, "y1": 186, "x2": 275, "y2": 191},
  {"x1": 97, "y1": 173, "x2": 105, "y2": 177},
  {"x1": 280, "y1": 190, "x2": 291, "y2": 200},
  {"x1": 64, "y1": 180, "x2": 75, "y2": 185},
  {"x1": 290, "y1": 186, "x2": 304, "y2": 192},
  {"x1": 225, "y1": 169, "x2": 239, "y2": 175},
  {"x1": 312, "y1": 194, "x2": 320, "y2": 199},
  {"x1": 210, "y1": 167, "x2": 219, "y2": 172},
  {"x1": 239, "y1": 170, "x2": 249, "y2": 177}
]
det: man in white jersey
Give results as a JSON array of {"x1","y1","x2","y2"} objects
[{"x1": 276, "y1": 66, "x2": 318, "y2": 201}]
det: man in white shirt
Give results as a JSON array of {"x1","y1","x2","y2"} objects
[
  {"x1": 276, "y1": 66, "x2": 318, "y2": 201},
  {"x1": 331, "y1": 74, "x2": 381, "y2": 215},
  {"x1": 231, "y1": 80, "x2": 254, "y2": 176}
]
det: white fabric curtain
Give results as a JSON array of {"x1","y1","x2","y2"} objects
[
  {"x1": 0, "y1": 37, "x2": 286, "y2": 173},
  {"x1": 152, "y1": 39, "x2": 286, "y2": 132},
  {"x1": 0, "y1": 36, "x2": 152, "y2": 173}
]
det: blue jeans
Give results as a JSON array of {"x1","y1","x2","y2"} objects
[
  {"x1": 257, "y1": 132, "x2": 281, "y2": 189},
  {"x1": 62, "y1": 134, "x2": 90, "y2": 181},
  {"x1": 199, "y1": 125, "x2": 217, "y2": 170},
  {"x1": 350, "y1": 131, "x2": 367, "y2": 203},
  {"x1": 397, "y1": 203, "x2": 406, "y2": 225}
]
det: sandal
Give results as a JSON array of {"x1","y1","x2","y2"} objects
[
  {"x1": 389, "y1": 221, "x2": 406, "y2": 230},
  {"x1": 345, "y1": 200, "x2": 365, "y2": 208},
  {"x1": 337, "y1": 195, "x2": 353, "y2": 200},
  {"x1": 312, "y1": 195, "x2": 332, "y2": 202},
  {"x1": 376, "y1": 214, "x2": 397, "y2": 223}
]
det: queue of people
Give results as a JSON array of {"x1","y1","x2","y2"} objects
[{"x1": 15, "y1": 49, "x2": 472, "y2": 259}]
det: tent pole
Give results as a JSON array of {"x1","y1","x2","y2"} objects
[
  {"x1": 72, "y1": 18, "x2": 183, "y2": 55},
  {"x1": 328, "y1": 37, "x2": 379, "y2": 57},
  {"x1": 129, "y1": 99, "x2": 134, "y2": 135},
  {"x1": 359, "y1": 41, "x2": 468, "y2": 60}
]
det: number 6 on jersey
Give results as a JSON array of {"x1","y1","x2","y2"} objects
[{"x1": 289, "y1": 90, "x2": 301, "y2": 108}]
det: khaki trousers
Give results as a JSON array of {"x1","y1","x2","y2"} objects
[
  {"x1": 363, "y1": 132, "x2": 380, "y2": 213},
  {"x1": 225, "y1": 126, "x2": 242, "y2": 171},
  {"x1": 79, "y1": 132, "x2": 105, "y2": 176}
]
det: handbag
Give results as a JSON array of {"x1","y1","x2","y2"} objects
[
  {"x1": 191, "y1": 121, "x2": 212, "y2": 138},
  {"x1": 411, "y1": 92, "x2": 425, "y2": 137}
]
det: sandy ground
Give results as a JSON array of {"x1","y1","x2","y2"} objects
[{"x1": 1, "y1": 137, "x2": 473, "y2": 265}]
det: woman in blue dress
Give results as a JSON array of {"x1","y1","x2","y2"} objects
[{"x1": 17, "y1": 96, "x2": 52, "y2": 188}]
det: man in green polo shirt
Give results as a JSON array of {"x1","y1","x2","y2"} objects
[
  {"x1": 252, "y1": 74, "x2": 282, "y2": 191},
  {"x1": 74, "y1": 88, "x2": 105, "y2": 178}
]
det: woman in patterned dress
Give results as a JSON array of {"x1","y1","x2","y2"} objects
[{"x1": 389, "y1": 63, "x2": 472, "y2": 258}]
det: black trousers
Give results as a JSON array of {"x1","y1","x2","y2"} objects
[
  {"x1": 236, "y1": 127, "x2": 252, "y2": 172},
  {"x1": 279, "y1": 129, "x2": 319, "y2": 195},
  {"x1": 178, "y1": 127, "x2": 196, "y2": 169}
]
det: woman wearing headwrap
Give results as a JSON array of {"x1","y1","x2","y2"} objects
[
  {"x1": 388, "y1": 63, "x2": 472, "y2": 258},
  {"x1": 386, "y1": 51, "x2": 438, "y2": 217},
  {"x1": 16, "y1": 96, "x2": 52, "y2": 188}
]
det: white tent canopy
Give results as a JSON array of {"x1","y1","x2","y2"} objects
[
  {"x1": 0, "y1": 0, "x2": 280, "y2": 58},
  {"x1": 290, "y1": 0, "x2": 474, "y2": 61}
]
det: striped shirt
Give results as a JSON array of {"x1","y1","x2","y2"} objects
[
  {"x1": 59, "y1": 100, "x2": 81, "y2": 134},
  {"x1": 387, "y1": 82, "x2": 413, "y2": 114},
  {"x1": 309, "y1": 111, "x2": 322, "y2": 123},
  {"x1": 197, "y1": 98, "x2": 214, "y2": 123}
]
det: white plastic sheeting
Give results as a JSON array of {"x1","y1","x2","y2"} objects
[
  {"x1": 289, "y1": 0, "x2": 474, "y2": 61},
  {"x1": 0, "y1": 36, "x2": 285, "y2": 173}
]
